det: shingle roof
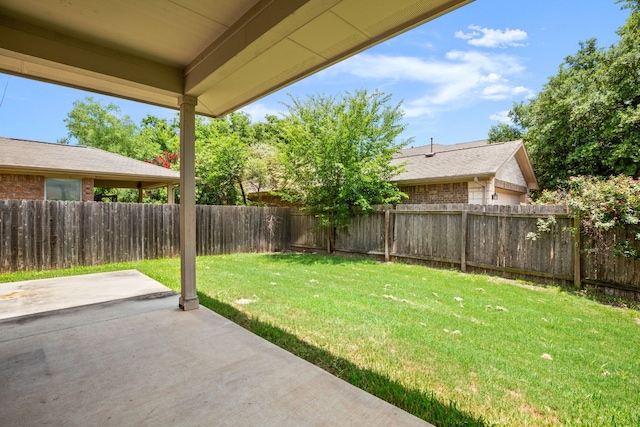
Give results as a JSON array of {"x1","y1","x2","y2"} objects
[
  {"x1": 0, "y1": 137, "x2": 180, "y2": 188},
  {"x1": 392, "y1": 140, "x2": 537, "y2": 188},
  {"x1": 395, "y1": 140, "x2": 490, "y2": 159}
]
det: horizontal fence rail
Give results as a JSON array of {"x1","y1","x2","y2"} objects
[
  {"x1": 290, "y1": 204, "x2": 640, "y2": 300},
  {"x1": 2, "y1": 199, "x2": 639, "y2": 300},
  {"x1": 0, "y1": 200, "x2": 289, "y2": 273}
]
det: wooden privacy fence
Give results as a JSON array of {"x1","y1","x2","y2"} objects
[
  {"x1": 0, "y1": 200, "x2": 289, "y2": 273},
  {"x1": 291, "y1": 204, "x2": 575, "y2": 284},
  {"x1": 3, "y1": 199, "x2": 640, "y2": 299},
  {"x1": 291, "y1": 204, "x2": 640, "y2": 298}
]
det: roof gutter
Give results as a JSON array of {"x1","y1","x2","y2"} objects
[
  {"x1": 391, "y1": 173, "x2": 494, "y2": 186},
  {"x1": 474, "y1": 177, "x2": 487, "y2": 205},
  {"x1": 0, "y1": 165, "x2": 181, "y2": 184}
]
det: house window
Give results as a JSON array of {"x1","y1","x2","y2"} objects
[{"x1": 45, "y1": 178, "x2": 82, "y2": 201}]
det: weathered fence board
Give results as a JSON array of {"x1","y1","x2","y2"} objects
[
  {"x1": 289, "y1": 204, "x2": 582, "y2": 287},
  {"x1": 290, "y1": 212, "x2": 325, "y2": 249},
  {"x1": 3, "y1": 199, "x2": 640, "y2": 300},
  {"x1": 392, "y1": 211, "x2": 462, "y2": 264},
  {"x1": 0, "y1": 200, "x2": 290, "y2": 273},
  {"x1": 581, "y1": 229, "x2": 640, "y2": 298},
  {"x1": 335, "y1": 212, "x2": 386, "y2": 253},
  {"x1": 194, "y1": 205, "x2": 290, "y2": 256},
  {"x1": 465, "y1": 211, "x2": 574, "y2": 281}
]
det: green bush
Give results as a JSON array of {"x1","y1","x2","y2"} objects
[{"x1": 533, "y1": 175, "x2": 640, "y2": 257}]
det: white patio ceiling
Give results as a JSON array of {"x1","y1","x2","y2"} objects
[{"x1": 0, "y1": 0, "x2": 472, "y2": 117}]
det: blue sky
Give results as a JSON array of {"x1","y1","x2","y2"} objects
[{"x1": 0, "y1": 0, "x2": 630, "y2": 147}]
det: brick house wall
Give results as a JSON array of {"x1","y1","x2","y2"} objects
[
  {"x1": 399, "y1": 182, "x2": 468, "y2": 204},
  {"x1": 0, "y1": 174, "x2": 94, "y2": 201},
  {"x1": 0, "y1": 174, "x2": 45, "y2": 200}
]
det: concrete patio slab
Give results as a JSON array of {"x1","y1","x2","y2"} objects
[
  {"x1": 0, "y1": 270, "x2": 173, "y2": 320},
  {"x1": 0, "y1": 271, "x2": 432, "y2": 426}
]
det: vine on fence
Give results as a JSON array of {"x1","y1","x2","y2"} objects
[
  {"x1": 530, "y1": 175, "x2": 640, "y2": 258},
  {"x1": 526, "y1": 216, "x2": 558, "y2": 241}
]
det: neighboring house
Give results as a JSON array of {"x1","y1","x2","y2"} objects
[
  {"x1": 0, "y1": 137, "x2": 181, "y2": 203},
  {"x1": 392, "y1": 140, "x2": 539, "y2": 205}
]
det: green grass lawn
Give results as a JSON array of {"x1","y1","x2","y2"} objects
[{"x1": 2, "y1": 253, "x2": 639, "y2": 426}]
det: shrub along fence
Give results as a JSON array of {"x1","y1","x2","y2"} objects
[
  {"x1": 0, "y1": 200, "x2": 290, "y2": 273},
  {"x1": 291, "y1": 204, "x2": 640, "y2": 300}
]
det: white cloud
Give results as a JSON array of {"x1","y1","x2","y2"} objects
[
  {"x1": 489, "y1": 110, "x2": 512, "y2": 123},
  {"x1": 480, "y1": 73, "x2": 505, "y2": 83},
  {"x1": 481, "y1": 84, "x2": 534, "y2": 100},
  {"x1": 454, "y1": 29, "x2": 478, "y2": 40},
  {"x1": 334, "y1": 50, "x2": 532, "y2": 118},
  {"x1": 422, "y1": 41, "x2": 435, "y2": 50},
  {"x1": 455, "y1": 25, "x2": 528, "y2": 48},
  {"x1": 240, "y1": 103, "x2": 285, "y2": 121}
]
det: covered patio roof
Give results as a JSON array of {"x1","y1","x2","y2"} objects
[
  {"x1": 0, "y1": 0, "x2": 472, "y2": 118},
  {"x1": 0, "y1": 0, "x2": 474, "y2": 310}
]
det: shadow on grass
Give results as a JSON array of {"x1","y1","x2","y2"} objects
[{"x1": 197, "y1": 291, "x2": 491, "y2": 427}]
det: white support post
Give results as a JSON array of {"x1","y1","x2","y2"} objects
[
  {"x1": 178, "y1": 95, "x2": 199, "y2": 311},
  {"x1": 167, "y1": 183, "x2": 175, "y2": 204}
]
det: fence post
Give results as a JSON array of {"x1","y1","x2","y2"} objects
[
  {"x1": 461, "y1": 209, "x2": 467, "y2": 272},
  {"x1": 384, "y1": 209, "x2": 390, "y2": 262},
  {"x1": 574, "y1": 212, "x2": 581, "y2": 289}
]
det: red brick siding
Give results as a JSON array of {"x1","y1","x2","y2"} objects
[
  {"x1": 399, "y1": 182, "x2": 468, "y2": 204},
  {"x1": 0, "y1": 174, "x2": 94, "y2": 201},
  {"x1": 0, "y1": 174, "x2": 45, "y2": 200}
]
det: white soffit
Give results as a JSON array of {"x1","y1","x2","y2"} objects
[{"x1": 0, "y1": 0, "x2": 472, "y2": 116}]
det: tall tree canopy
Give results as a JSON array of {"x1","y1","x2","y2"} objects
[
  {"x1": 488, "y1": 0, "x2": 640, "y2": 190},
  {"x1": 62, "y1": 97, "x2": 255, "y2": 205},
  {"x1": 277, "y1": 90, "x2": 408, "y2": 247},
  {"x1": 194, "y1": 116, "x2": 248, "y2": 205},
  {"x1": 487, "y1": 123, "x2": 522, "y2": 144}
]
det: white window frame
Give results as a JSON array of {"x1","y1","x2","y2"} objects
[{"x1": 45, "y1": 178, "x2": 82, "y2": 201}]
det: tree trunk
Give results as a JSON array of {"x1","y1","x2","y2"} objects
[{"x1": 239, "y1": 180, "x2": 247, "y2": 205}]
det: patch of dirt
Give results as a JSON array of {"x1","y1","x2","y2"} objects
[
  {"x1": 520, "y1": 401, "x2": 561, "y2": 425},
  {"x1": 506, "y1": 389, "x2": 522, "y2": 399},
  {"x1": 467, "y1": 371, "x2": 479, "y2": 394}
]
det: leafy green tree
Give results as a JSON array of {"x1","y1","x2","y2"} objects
[
  {"x1": 277, "y1": 90, "x2": 408, "y2": 250},
  {"x1": 253, "y1": 114, "x2": 286, "y2": 146},
  {"x1": 487, "y1": 123, "x2": 522, "y2": 143},
  {"x1": 138, "y1": 115, "x2": 180, "y2": 154},
  {"x1": 62, "y1": 99, "x2": 257, "y2": 205},
  {"x1": 194, "y1": 117, "x2": 248, "y2": 205},
  {"x1": 62, "y1": 97, "x2": 160, "y2": 161},
  {"x1": 63, "y1": 97, "x2": 166, "y2": 202},
  {"x1": 240, "y1": 115, "x2": 286, "y2": 204},
  {"x1": 495, "y1": 0, "x2": 640, "y2": 190},
  {"x1": 243, "y1": 142, "x2": 283, "y2": 202}
]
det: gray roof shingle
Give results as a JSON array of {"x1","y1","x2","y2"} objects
[
  {"x1": 0, "y1": 137, "x2": 180, "y2": 186},
  {"x1": 392, "y1": 140, "x2": 524, "y2": 183}
]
